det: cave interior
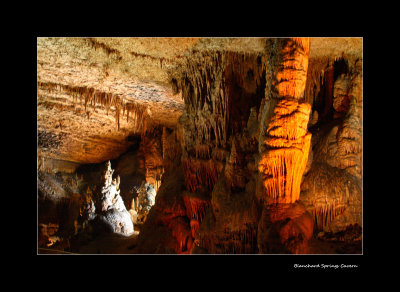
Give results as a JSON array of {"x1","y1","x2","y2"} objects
[{"x1": 37, "y1": 37, "x2": 363, "y2": 254}]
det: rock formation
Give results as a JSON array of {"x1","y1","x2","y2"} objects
[
  {"x1": 254, "y1": 38, "x2": 314, "y2": 253},
  {"x1": 299, "y1": 55, "x2": 362, "y2": 237},
  {"x1": 37, "y1": 37, "x2": 362, "y2": 254},
  {"x1": 133, "y1": 181, "x2": 157, "y2": 223},
  {"x1": 90, "y1": 161, "x2": 134, "y2": 235}
]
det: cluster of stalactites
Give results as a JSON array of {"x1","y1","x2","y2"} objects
[
  {"x1": 145, "y1": 167, "x2": 164, "y2": 193},
  {"x1": 195, "y1": 143, "x2": 211, "y2": 160},
  {"x1": 137, "y1": 133, "x2": 164, "y2": 193},
  {"x1": 161, "y1": 127, "x2": 182, "y2": 172},
  {"x1": 259, "y1": 98, "x2": 312, "y2": 204},
  {"x1": 304, "y1": 57, "x2": 331, "y2": 107},
  {"x1": 304, "y1": 55, "x2": 362, "y2": 109},
  {"x1": 311, "y1": 200, "x2": 347, "y2": 231},
  {"x1": 85, "y1": 38, "x2": 122, "y2": 60},
  {"x1": 192, "y1": 116, "x2": 226, "y2": 148},
  {"x1": 224, "y1": 139, "x2": 247, "y2": 190},
  {"x1": 183, "y1": 196, "x2": 210, "y2": 222},
  {"x1": 174, "y1": 50, "x2": 266, "y2": 148},
  {"x1": 181, "y1": 157, "x2": 222, "y2": 193},
  {"x1": 38, "y1": 81, "x2": 148, "y2": 132},
  {"x1": 183, "y1": 195, "x2": 211, "y2": 238}
]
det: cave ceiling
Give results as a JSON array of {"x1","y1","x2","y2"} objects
[{"x1": 37, "y1": 37, "x2": 362, "y2": 167}]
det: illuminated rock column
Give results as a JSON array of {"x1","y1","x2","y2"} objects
[
  {"x1": 259, "y1": 37, "x2": 312, "y2": 205},
  {"x1": 257, "y1": 38, "x2": 313, "y2": 254},
  {"x1": 274, "y1": 37, "x2": 310, "y2": 99},
  {"x1": 259, "y1": 98, "x2": 312, "y2": 204}
]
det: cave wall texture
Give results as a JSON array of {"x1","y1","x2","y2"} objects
[{"x1": 37, "y1": 37, "x2": 362, "y2": 254}]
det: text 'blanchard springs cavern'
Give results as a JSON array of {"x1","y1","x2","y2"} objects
[{"x1": 37, "y1": 37, "x2": 362, "y2": 254}]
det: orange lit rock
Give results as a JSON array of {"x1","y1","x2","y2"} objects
[
  {"x1": 128, "y1": 128, "x2": 165, "y2": 193},
  {"x1": 257, "y1": 203, "x2": 313, "y2": 254},
  {"x1": 182, "y1": 190, "x2": 211, "y2": 239},
  {"x1": 255, "y1": 38, "x2": 315, "y2": 254},
  {"x1": 181, "y1": 156, "x2": 223, "y2": 193},
  {"x1": 168, "y1": 216, "x2": 193, "y2": 253},
  {"x1": 133, "y1": 162, "x2": 194, "y2": 254},
  {"x1": 275, "y1": 38, "x2": 310, "y2": 99},
  {"x1": 259, "y1": 98, "x2": 312, "y2": 204},
  {"x1": 38, "y1": 38, "x2": 363, "y2": 254}
]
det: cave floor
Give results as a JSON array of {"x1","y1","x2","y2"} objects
[
  {"x1": 74, "y1": 232, "x2": 140, "y2": 254},
  {"x1": 307, "y1": 238, "x2": 362, "y2": 254},
  {"x1": 38, "y1": 219, "x2": 361, "y2": 254},
  {"x1": 39, "y1": 237, "x2": 361, "y2": 255}
]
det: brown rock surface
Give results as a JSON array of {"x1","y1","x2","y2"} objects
[
  {"x1": 257, "y1": 203, "x2": 314, "y2": 254},
  {"x1": 37, "y1": 37, "x2": 362, "y2": 254},
  {"x1": 300, "y1": 162, "x2": 362, "y2": 233},
  {"x1": 37, "y1": 37, "x2": 187, "y2": 169}
]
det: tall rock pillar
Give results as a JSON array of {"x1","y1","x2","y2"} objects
[{"x1": 257, "y1": 38, "x2": 314, "y2": 254}]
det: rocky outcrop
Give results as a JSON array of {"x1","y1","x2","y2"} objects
[
  {"x1": 300, "y1": 163, "x2": 362, "y2": 233},
  {"x1": 298, "y1": 56, "x2": 362, "y2": 235},
  {"x1": 257, "y1": 203, "x2": 314, "y2": 254},
  {"x1": 133, "y1": 162, "x2": 192, "y2": 254},
  {"x1": 134, "y1": 181, "x2": 156, "y2": 223},
  {"x1": 135, "y1": 38, "x2": 319, "y2": 254},
  {"x1": 137, "y1": 129, "x2": 164, "y2": 192},
  {"x1": 37, "y1": 37, "x2": 185, "y2": 171},
  {"x1": 90, "y1": 161, "x2": 134, "y2": 235}
]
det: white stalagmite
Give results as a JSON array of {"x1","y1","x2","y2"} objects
[{"x1": 96, "y1": 161, "x2": 134, "y2": 235}]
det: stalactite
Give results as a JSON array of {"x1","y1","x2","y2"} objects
[
  {"x1": 195, "y1": 144, "x2": 211, "y2": 159},
  {"x1": 38, "y1": 81, "x2": 149, "y2": 133},
  {"x1": 304, "y1": 57, "x2": 329, "y2": 107},
  {"x1": 182, "y1": 194, "x2": 211, "y2": 239},
  {"x1": 181, "y1": 157, "x2": 222, "y2": 193},
  {"x1": 162, "y1": 127, "x2": 167, "y2": 160},
  {"x1": 190, "y1": 219, "x2": 199, "y2": 238},
  {"x1": 86, "y1": 38, "x2": 121, "y2": 59},
  {"x1": 312, "y1": 201, "x2": 347, "y2": 230},
  {"x1": 174, "y1": 50, "x2": 266, "y2": 152},
  {"x1": 212, "y1": 147, "x2": 228, "y2": 162},
  {"x1": 183, "y1": 196, "x2": 211, "y2": 222},
  {"x1": 166, "y1": 216, "x2": 193, "y2": 253}
]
